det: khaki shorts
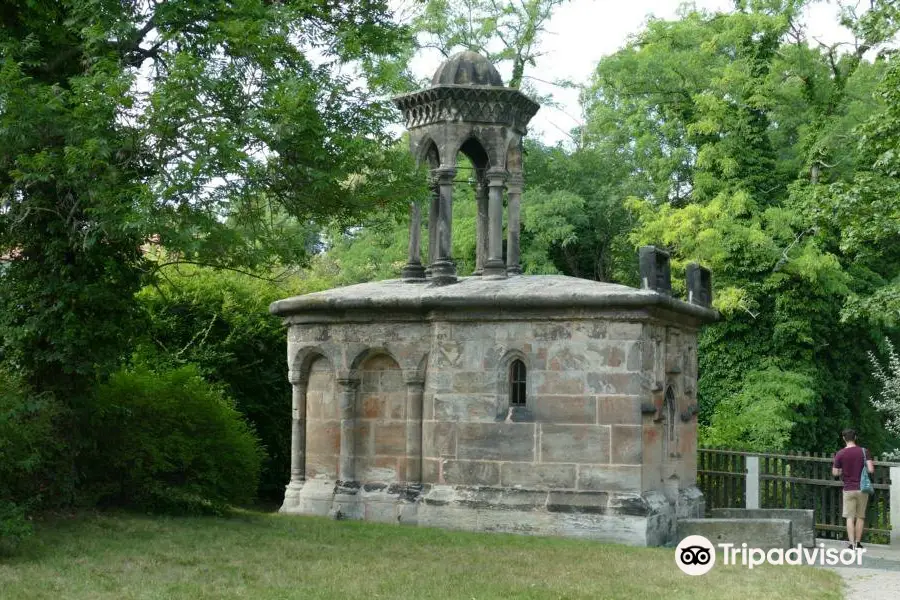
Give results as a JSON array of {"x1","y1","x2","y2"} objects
[{"x1": 843, "y1": 491, "x2": 869, "y2": 519}]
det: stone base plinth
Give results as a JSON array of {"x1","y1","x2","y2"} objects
[{"x1": 280, "y1": 480, "x2": 706, "y2": 547}]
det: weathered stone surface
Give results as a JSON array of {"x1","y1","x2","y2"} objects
[
  {"x1": 676, "y1": 518, "x2": 793, "y2": 550},
  {"x1": 586, "y1": 372, "x2": 643, "y2": 395},
  {"x1": 423, "y1": 459, "x2": 500, "y2": 486},
  {"x1": 598, "y1": 396, "x2": 641, "y2": 425},
  {"x1": 373, "y1": 423, "x2": 407, "y2": 456},
  {"x1": 422, "y1": 422, "x2": 456, "y2": 458},
  {"x1": 306, "y1": 420, "x2": 340, "y2": 455},
  {"x1": 577, "y1": 465, "x2": 642, "y2": 493},
  {"x1": 532, "y1": 395, "x2": 596, "y2": 424},
  {"x1": 611, "y1": 425, "x2": 643, "y2": 464},
  {"x1": 710, "y1": 509, "x2": 815, "y2": 547},
  {"x1": 271, "y1": 276, "x2": 718, "y2": 323},
  {"x1": 535, "y1": 370, "x2": 585, "y2": 395},
  {"x1": 452, "y1": 371, "x2": 497, "y2": 394},
  {"x1": 500, "y1": 463, "x2": 577, "y2": 489},
  {"x1": 456, "y1": 423, "x2": 536, "y2": 461},
  {"x1": 547, "y1": 491, "x2": 609, "y2": 514},
  {"x1": 540, "y1": 424, "x2": 610, "y2": 464}
]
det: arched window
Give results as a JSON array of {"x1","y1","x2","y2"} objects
[{"x1": 509, "y1": 359, "x2": 527, "y2": 406}]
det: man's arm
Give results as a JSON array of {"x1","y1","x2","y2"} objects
[
  {"x1": 833, "y1": 453, "x2": 842, "y2": 477},
  {"x1": 867, "y1": 460, "x2": 875, "y2": 474},
  {"x1": 832, "y1": 466, "x2": 842, "y2": 477}
]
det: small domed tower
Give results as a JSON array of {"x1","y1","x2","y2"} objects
[{"x1": 392, "y1": 51, "x2": 540, "y2": 283}]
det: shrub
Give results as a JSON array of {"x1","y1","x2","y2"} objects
[
  {"x1": 82, "y1": 364, "x2": 264, "y2": 514},
  {"x1": 0, "y1": 369, "x2": 59, "y2": 554},
  {"x1": 135, "y1": 265, "x2": 324, "y2": 501}
]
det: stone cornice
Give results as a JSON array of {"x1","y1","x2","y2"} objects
[
  {"x1": 270, "y1": 275, "x2": 718, "y2": 324},
  {"x1": 393, "y1": 85, "x2": 540, "y2": 132}
]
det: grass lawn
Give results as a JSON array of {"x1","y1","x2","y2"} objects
[{"x1": 0, "y1": 511, "x2": 842, "y2": 600}]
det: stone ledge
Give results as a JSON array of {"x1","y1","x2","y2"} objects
[
  {"x1": 280, "y1": 479, "x2": 703, "y2": 546},
  {"x1": 710, "y1": 509, "x2": 815, "y2": 547},
  {"x1": 677, "y1": 518, "x2": 793, "y2": 550},
  {"x1": 271, "y1": 275, "x2": 718, "y2": 324}
]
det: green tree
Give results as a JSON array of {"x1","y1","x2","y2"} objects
[
  {"x1": 584, "y1": 1, "x2": 897, "y2": 451},
  {"x1": 0, "y1": 0, "x2": 420, "y2": 403},
  {"x1": 413, "y1": 0, "x2": 568, "y2": 88}
]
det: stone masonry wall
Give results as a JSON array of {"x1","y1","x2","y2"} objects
[
  {"x1": 286, "y1": 311, "x2": 700, "y2": 499},
  {"x1": 422, "y1": 318, "x2": 647, "y2": 494},
  {"x1": 305, "y1": 356, "x2": 338, "y2": 479},
  {"x1": 356, "y1": 354, "x2": 407, "y2": 482}
]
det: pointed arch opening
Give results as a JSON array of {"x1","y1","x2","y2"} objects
[{"x1": 509, "y1": 359, "x2": 527, "y2": 407}]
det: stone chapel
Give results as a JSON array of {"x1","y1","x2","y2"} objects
[{"x1": 270, "y1": 51, "x2": 718, "y2": 546}]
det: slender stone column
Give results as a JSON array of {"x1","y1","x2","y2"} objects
[
  {"x1": 425, "y1": 176, "x2": 439, "y2": 279},
  {"x1": 286, "y1": 369, "x2": 306, "y2": 491},
  {"x1": 336, "y1": 378, "x2": 359, "y2": 483},
  {"x1": 483, "y1": 167, "x2": 508, "y2": 278},
  {"x1": 430, "y1": 167, "x2": 457, "y2": 284},
  {"x1": 401, "y1": 201, "x2": 425, "y2": 281},
  {"x1": 404, "y1": 380, "x2": 425, "y2": 482},
  {"x1": 506, "y1": 172, "x2": 523, "y2": 275},
  {"x1": 475, "y1": 177, "x2": 489, "y2": 276}
]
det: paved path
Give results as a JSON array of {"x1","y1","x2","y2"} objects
[{"x1": 817, "y1": 539, "x2": 900, "y2": 599}]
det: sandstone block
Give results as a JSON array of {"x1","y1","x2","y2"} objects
[
  {"x1": 422, "y1": 422, "x2": 457, "y2": 458},
  {"x1": 373, "y1": 423, "x2": 406, "y2": 456},
  {"x1": 577, "y1": 465, "x2": 642, "y2": 492},
  {"x1": 540, "y1": 424, "x2": 610, "y2": 463},
  {"x1": 535, "y1": 370, "x2": 585, "y2": 395},
  {"x1": 611, "y1": 425, "x2": 643, "y2": 464},
  {"x1": 533, "y1": 395, "x2": 596, "y2": 424},
  {"x1": 500, "y1": 462, "x2": 577, "y2": 489},
  {"x1": 456, "y1": 422, "x2": 536, "y2": 461},
  {"x1": 423, "y1": 459, "x2": 500, "y2": 486},
  {"x1": 586, "y1": 372, "x2": 643, "y2": 395},
  {"x1": 598, "y1": 396, "x2": 641, "y2": 425}
]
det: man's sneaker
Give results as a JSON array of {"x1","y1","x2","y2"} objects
[
  {"x1": 856, "y1": 542, "x2": 864, "y2": 549},
  {"x1": 847, "y1": 542, "x2": 856, "y2": 550}
]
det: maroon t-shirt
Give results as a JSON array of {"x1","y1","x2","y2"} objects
[{"x1": 833, "y1": 446, "x2": 870, "y2": 491}]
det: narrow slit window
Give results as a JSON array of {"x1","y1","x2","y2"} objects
[{"x1": 510, "y1": 360, "x2": 527, "y2": 406}]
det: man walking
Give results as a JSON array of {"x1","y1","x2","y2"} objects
[{"x1": 832, "y1": 429, "x2": 875, "y2": 549}]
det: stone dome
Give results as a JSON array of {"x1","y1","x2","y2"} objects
[{"x1": 432, "y1": 50, "x2": 504, "y2": 87}]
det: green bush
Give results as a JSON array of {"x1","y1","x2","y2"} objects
[
  {"x1": 0, "y1": 369, "x2": 59, "y2": 554},
  {"x1": 135, "y1": 265, "x2": 325, "y2": 501},
  {"x1": 82, "y1": 364, "x2": 264, "y2": 514}
]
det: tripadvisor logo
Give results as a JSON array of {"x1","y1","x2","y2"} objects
[
  {"x1": 675, "y1": 535, "x2": 716, "y2": 576},
  {"x1": 675, "y1": 535, "x2": 866, "y2": 575}
]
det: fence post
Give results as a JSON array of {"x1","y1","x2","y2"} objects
[
  {"x1": 746, "y1": 455, "x2": 760, "y2": 509},
  {"x1": 891, "y1": 466, "x2": 900, "y2": 547}
]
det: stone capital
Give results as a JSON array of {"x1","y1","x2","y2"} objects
[
  {"x1": 288, "y1": 370, "x2": 303, "y2": 385},
  {"x1": 485, "y1": 167, "x2": 508, "y2": 187},
  {"x1": 507, "y1": 172, "x2": 524, "y2": 194},
  {"x1": 431, "y1": 166, "x2": 457, "y2": 184}
]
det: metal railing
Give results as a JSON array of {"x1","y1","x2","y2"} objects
[{"x1": 698, "y1": 448, "x2": 898, "y2": 544}]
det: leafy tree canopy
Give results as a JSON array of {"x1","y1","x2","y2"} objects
[{"x1": 0, "y1": 0, "x2": 423, "y2": 397}]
